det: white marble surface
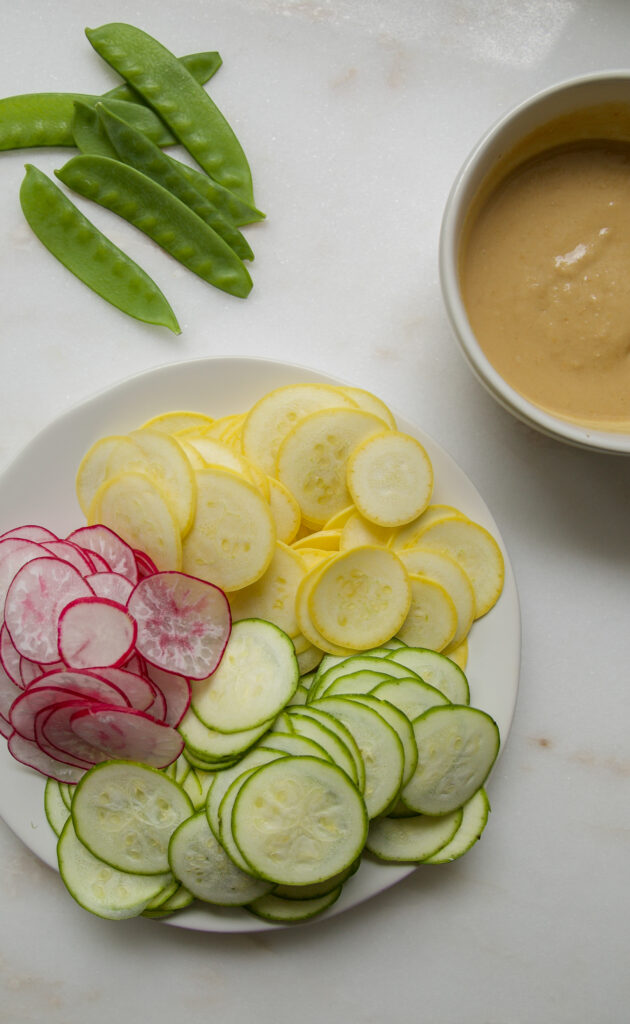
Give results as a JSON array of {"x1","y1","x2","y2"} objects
[{"x1": 0, "y1": 2, "x2": 628, "y2": 1021}]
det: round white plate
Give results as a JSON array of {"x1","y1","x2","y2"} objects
[{"x1": 0, "y1": 356, "x2": 520, "y2": 932}]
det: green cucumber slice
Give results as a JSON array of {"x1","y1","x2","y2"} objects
[
  {"x1": 387, "y1": 647, "x2": 470, "y2": 704},
  {"x1": 247, "y1": 887, "x2": 342, "y2": 923},
  {"x1": 345, "y1": 694, "x2": 418, "y2": 788},
  {"x1": 205, "y1": 747, "x2": 286, "y2": 840},
  {"x1": 423, "y1": 788, "x2": 490, "y2": 863},
  {"x1": 57, "y1": 818, "x2": 173, "y2": 919},
  {"x1": 371, "y1": 676, "x2": 450, "y2": 719},
  {"x1": 310, "y1": 655, "x2": 420, "y2": 701},
  {"x1": 285, "y1": 709, "x2": 360, "y2": 785},
  {"x1": 232, "y1": 755, "x2": 368, "y2": 886},
  {"x1": 71, "y1": 760, "x2": 193, "y2": 875},
  {"x1": 169, "y1": 810, "x2": 272, "y2": 905},
  {"x1": 284, "y1": 705, "x2": 366, "y2": 793},
  {"x1": 402, "y1": 706, "x2": 499, "y2": 815},
  {"x1": 44, "y1": 778, "x2": 71, "y2": 836},
  {"x1": 366, "y1": 807, "x2": 463, "y2": 862},
  {"x1": 191, "y1": 619, "x2": 298, "y2": 733}
]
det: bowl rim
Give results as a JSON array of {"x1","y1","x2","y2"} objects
[{"x1": 439, "y1": 69, "x2": 630, "y2": 455}]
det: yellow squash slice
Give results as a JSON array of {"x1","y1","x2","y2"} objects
[
  {"x1": 346, "y1": 430, "x2": 433, "y2": 527},
  {"x1": 89, "y1": 470, "x2": 182, "y2": 570},
  {"x1": 396, "y1": 546, "x2": 475, "y2": 648},
  {"x1": 397, "y1": 575, "x2": 457, "y2": 651},
  {"x1": 414, "y1": 518, "x2": 505, "y2": 619},
  {"x1": 227, "y1": 542, "x2": 307, "y2": 638}
]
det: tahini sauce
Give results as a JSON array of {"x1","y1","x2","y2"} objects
[{"x1": 460, "y1": 111, "x2": 630, "y2": 432}]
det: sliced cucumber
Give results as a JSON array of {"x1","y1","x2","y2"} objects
[
  {"x1": 371, "y1": 676, "x2": 450, "y2": 719},
  {"x1": 72, "y1": 760, "x2": 193, "y2": 875},
  {"x1": 44, "y1": 778, "x2": 71, "y2": 836},
  {"x1": 179, "y1": 705, "x2": 273, "y2": 760},
  {"x1": 205, "y1": 747, "x2": 286, "y2": 840},
  {"x1": 311, "y1": 696, "x2": 405, "y2": 818},
  {"x1": 424, "y1": 788, "x2": 490, "y2": 863},
  {"x1": 322, "y1": 669, "x2": 392, "y2": 698},
  {"x1": 310, "y1": 654, "x2": 420, "y2": 701},
  {"x1": 247, "y1": 887, "x2": 342, "y2": 923},
  {"x1": 232, "y1": 755, "x2": 368, "y2": 886},
  {"x1": 402, "y1": 706, "x2": 499, "y2": 816},
  {"x1": 58, "y1": 819, "x2": 174, "y2": 920},
  {"x1": 142, "y1": 883, "x2": 195, "y2": 918},
  {"x1": 285, "y1": 709, "x2": 360, "y2": 785},
  {"x1": 191, "y1": 618, "x2": 298, "y2": 733},
  {"x1": 387, "y1": 647, "x2": 470, "y2": 704},
  {"x1": 284, "y1": 704, "x2": 366, "y2": 793},
  {"x1": 366, "y1": 807, "x2": 463, "y2": 862},
  {"x1": 169, "y1": 810, "x2": 273, "y2": 905},
  {"x1": 345, "y1": 694, "x2": 418, "y2": 788}
]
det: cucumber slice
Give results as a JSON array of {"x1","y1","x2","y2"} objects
[
  {"x1": 322, "y1": 669, "x2": 392, "y2": 698},
  {"x1": 371, "y1": 677, "x2": 450, "y2": 719},
  {"x1": 345, "y1": 694, "x2": 418, "y2": 788},
  {"x1": 191, "y1": 618, "x2": 298, "y2": 733},
  {"x1": 179, "y1": 706, "x2": 274, "y2": 760},
  {"x1": 311, "y1": 696, "x2": 405, "y2": 818},
  {"x1": 273, "y1": 859, "x2": 360, "y2": 900},
  {"x1": 44, "y1": 778, "x2": 71, "y2": 836},
  {"x1": 169, "y1": 810, "x2": 273, "y2": 905},
  {"x1": 285, "y1": 709, "x2": 360, "y2": 785},
  {"x1": 423, "y1": 788, "x2": 490, "y2": 863},
  {"x1": 57, "y1": 818, "x2": 173, "y2": 920},
  {"x1": 310, "y1": 654, "x2": 419, "y2": 701},
  {"x1": 366, "y1": 807, "x2": 463, "y2": 862},
  {"x1": 142, "y1": 883, "x2": 194, "y2": 917},
  {"x1": 247, "y1": 887, "x2": 342, "y2": 923},
  {"x1": 387, "y1": 647, "x2": 470, "y2": 704},
  {"x1": 284, "y1": 705, "x2": 366, "y2": 793},
  {"x1": 402, "y1": 706, "x2": 499, "y2": 816},
  {"x1": 72, "y1": 760, "x2": 193, "y2": 875},
  {"x1": 232, "y1": 756, "x2": 368, "y2": 886},
  {"x1": 205, "y1": 747, "x2": 286, "y2": 840},
  {"x1": 261, "y1": 731, "x2": 334, "y2": 761}
]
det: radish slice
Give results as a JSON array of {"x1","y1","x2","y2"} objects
[
  {"x1": 58, "y1": 597, "x2": 137, "y2": 670},
  {"x1": 84, "y1": 550, "x2": 112, "y2": 573},
  {"x1": 19, "y1": 656, "x2": 43, "y2": 687},
  {"x1": 66, "y1": 526, "x2": 138, "y2": 584},
  {"x1": 8, "y1": 731, "x2": 84, "y2": 783},
  {"x1": 0, "y1": 539, "x2": 54, "y2": 616},
  {"x1": 91, "y1": 667, "x2": 157, "y2": 713},
  {"x1": 0, "y1": 713, "x2": 11, "y2": 740},
  {"x1": 0, "y1": 525, "x2": 58, "y2": 543},
  {"x1": 36, "y1": 700, "x2": 108, "y2": 769},
  {"x1": 133, "y1": 549, "x2": 159, "y2": 579},
  {"x1": 144, "y1": 663, "x2": 191, "y2": 727},
  {"x1": 70, "y1": 704, "x2": 184, "y2": 768},
  {"x1": 0, "y1": 661, "x2": 22, "y2": 719},
  {"x1": 41, "y1": 540, "x2": 97, "y2": 575},
  {"x1": 128, "y1": 571, "x2": 231, "y2": 679},
  {"x1": 0, "y1": 623, "x2": 23, "y2": 686},
  {"x1": 11, "y1": 670, "x2": 131, "y2": 738},
  {"x1": 4, "y1": 557, "x2": 94, "y2": 663},
  {"x1": 86, "y1": 571, "x2": 134, "y2": 605}
]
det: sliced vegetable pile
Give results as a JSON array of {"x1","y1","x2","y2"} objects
[
  {"x1": 76, "y1": 382, "x2": 505, "y2": 675},
  {"x1": 0, "y1": 523, "x2": 230, "y2": 780},
  {"x1": 0, "y1": 383, "x2": 507, "y2": 925},
  {"x1": 1, "y1": 22, "x2": 263, "y2": 331}
]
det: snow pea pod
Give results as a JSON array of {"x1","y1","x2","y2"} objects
[
  {"x1": 95, "y1": 102, "x2": 253, "y2": 261},
  {"x1": 0, "y1": 51, "x2": 221, "y2": 151},
  {"x1": 73, "y1": 101, "x2": 119, "y2": 158},
  {"x1": 56, "y1": 154, "x2": 253, "y2": 298},
  {"x1": 85, "y1": 23, "x2": 255, "y2": 205},
  {"x1": 19, "y1": 163, "x2": 180, "y2": 333}
]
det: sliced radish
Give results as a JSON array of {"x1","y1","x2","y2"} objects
[
  {"x1": 91, "y1": 667, "x2": 157, "y2": 713},
  {"x1": 58, "y1": 596, "x2": 137, "y2": 670},
  {"x1": 128, "y1": 571, "x2": 231, "y2": 679},
  {"x1": 86, "y1": 571, "x2": 134, "y2": 605},
  {"x1": 19, "y1": 656, "x2": 43, "y2": 687},
  {"x1": 0, "y1": 525, "x2": 58, "y2": 543},
  {"x1": 0, "y1": 713, "x2": 11, "y2": 740},
  {"x1": 144, "y1": 663, "x2": 191, "y2": 726},
  {"x1": 4, "y1": 557, "x2": 94, "y2": 663},
  {"x1": 84, "y1": 550, "x2": 112, "y2": 573},
  {"x1": 36, "y1": 700, "x2": 105, "y2": 769},
  {"x1": 133, "y1": 548, "x2": 159, "y2": 579},
  {"x1": 0, "y1": 661, "x2": 22, "y2": 719},
  {"x1": 41, "y1": 540, "x2": 97, "y2": 575},
  {"x1": 0, "y1": 623, "x2": 23, "y2": 686},
  {"x1": 8, "y1": 730, "x2": 84, "y2": 783},
  {"x1": 10, "y1": 670, "x2": 131, "y2": 739},
  {"x1": 66, "y1": 525, "x2": 138, "y2": 584},
  {"x1": 0, "y1": 539, "x2": 54, "y2": 616},
  {"x1": 70, "y1": 704, "x2": 184, "y2": 768}
]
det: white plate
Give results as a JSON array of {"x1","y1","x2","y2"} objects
[{"x1": 0, "y1": 356, "x2": 520, "y2": 932}]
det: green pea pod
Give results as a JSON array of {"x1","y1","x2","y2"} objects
[
  {"x1": 73, "y1": 101, "x2": 119, "y2": 158},
  {"x1": 56, "y1": 154, "x2": 253, "y2": 299},
  {"x1": 95, "y1": 102, "x2": 253, "y2": 261},
  {"x1": 86, "y1": 22, "x2": 255, "y2": 205},
  {"x1": 0, "y1": 51, "x2": 221, "y2": 151},
  {"x1": 20, "y1": 163, "x2": 180, "y2": 333},
  {"x1": 174, "y1": 159, "x2": 265, "y2": 228}
]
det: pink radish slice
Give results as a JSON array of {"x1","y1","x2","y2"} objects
[
  {"x1": 134, "y1": 549, "x2": 158, "y2": 579},
  {"x1": 86, "y1": 571, "x2": 134, "y2": 605},
  {"x1": 11, "y1": 670, "x2": 132, "y2": 739},
  {"x1": 0, "y1": 713, "x2": 11, "y2": 740},
  {"x1": 144, "y1": 663, "x2": 191, "y2": 727},
  {"x1": 19, "y1": 656, "x2": 44, "y2": 687},
  {"x1": 128, "y1": 571, "x2": 231, "y2": 679},
  {"x1": 8, "y1": 731, "x2": 84, "y2": 783},
  {"x1": 92, "y1": 666, "x2": 158, "y2": 713},
  {"x1": 0, "y1": 623, "x2": 23, "y2": 686},
  {"x1": 0, "y1": 539, "x2": 54, "y2": 616},
  {"x1": 70, "y1": 704, "x2": 184, "y2": 768},
  {"x1": 41, "y1": 540, "x2": 97, "y2": 575},
  {"x1": 83, "y1": 550, "x2": 112, "y2": 573},
  {"x1": 0, "y1": 525, "x2": 59, "y2": 543},
  {"x1": 66, "y1": 526, "x2": 138, "y2": 584},
  {"x1": 4, "y1": 556, "x2": 94, "y2": 663},
  {"x1": 0, "y1": 661, "x2": 22, "y2": 719},
  {"x1": 36, "y1": 700, "x2": 106, "y2": 769},
  {"x1": 57, "y1": 597, "x2": 137, "y2": 670}
]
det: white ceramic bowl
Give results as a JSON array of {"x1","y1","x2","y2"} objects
[{"x1": 439, "y1": 71, "x2": 630, "y2": 455}]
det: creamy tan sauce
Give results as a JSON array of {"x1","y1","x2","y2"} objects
[{"x1": 460, "y1": 138, "x2": 630, "y2": 431}]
